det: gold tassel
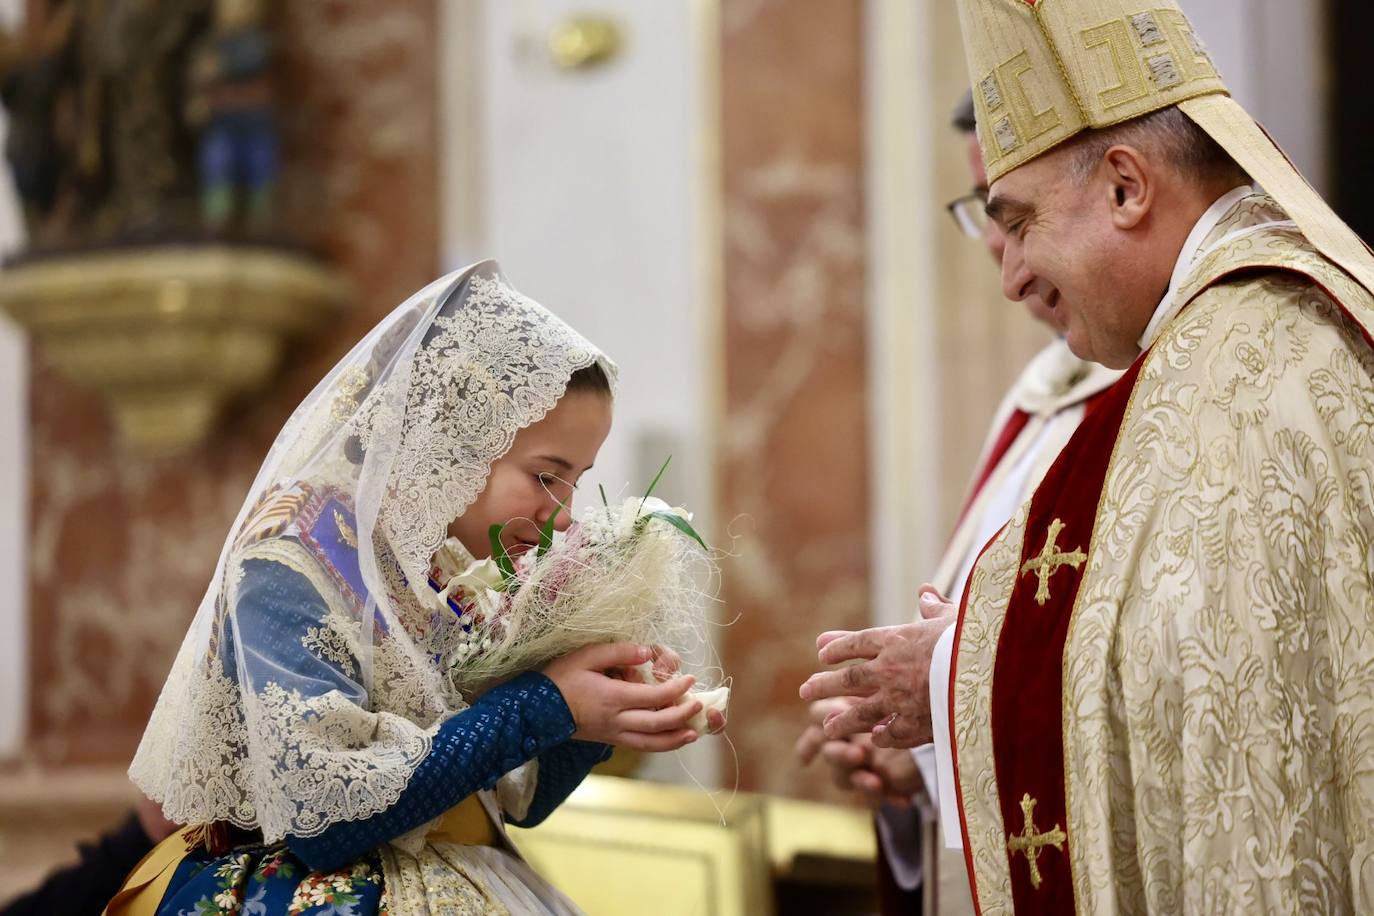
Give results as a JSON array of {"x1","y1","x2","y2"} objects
[{"x1": 181, "y1": 822, "x2": 231, "y2": 855}]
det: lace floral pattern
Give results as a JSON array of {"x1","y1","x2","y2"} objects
[
  {"x1": 356, "y1": 272, "x2": 615, "y2": 595},
  {"x1": 130, "y1": 262, "x2": 617, "y2": 845}
]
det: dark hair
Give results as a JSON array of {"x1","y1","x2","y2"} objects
[
  {"x1": 565, "y1": 361, "x2": 612, "y2": 397},
  {"x1": 1063, "y1": 104, "x2": 1250, "y2": 189},
  {"x1": 952, "y1": 90, "x2": 977, "y2": 135}
]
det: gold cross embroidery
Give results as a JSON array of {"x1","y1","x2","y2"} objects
[
  {"x1": 1019, "y1": 518, "x2": 1086, "y2": 606},
  {"x1": 1006, "y1": 793, "x2": 1066, "y2": 890}
]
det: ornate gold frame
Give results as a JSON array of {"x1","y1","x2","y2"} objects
[{"x1": 0, "y1": 245, "x2": 348, "y2": 454}]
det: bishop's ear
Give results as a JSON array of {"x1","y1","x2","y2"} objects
[{"x1": 1101, "y1": 144, "x2": 1153, "y2": 230}]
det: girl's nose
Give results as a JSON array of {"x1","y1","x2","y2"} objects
[{"x1": 536, "y1": 493, "x2": 574, "y2": 532}]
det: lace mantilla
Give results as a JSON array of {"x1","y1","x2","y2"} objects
[
  {"x1": 358, "y1": 272, "x2": 614, "y2": 598},
  {"x1": 130, "y1": 262, "x2": 617, "y2": 843}
]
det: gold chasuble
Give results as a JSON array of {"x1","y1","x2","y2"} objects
[
  {"x1": 951, "y1": 195, "x2": 1374, "y2": 913},
  {"x1": 949, "y1": 2, "x2": 1374, "y2": 912}
]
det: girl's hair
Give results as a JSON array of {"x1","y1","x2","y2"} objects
[{"x1": 565, "y1": 361, "x2": 612, "y2": 397}]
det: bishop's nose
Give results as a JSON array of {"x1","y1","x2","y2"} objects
[{"x1": 1001, "y1": 241, "x2": 1034, "y2": 303}]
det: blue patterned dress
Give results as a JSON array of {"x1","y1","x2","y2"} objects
[{"x1": 129, "y1": 493, "x2": 609, "y2": 915}]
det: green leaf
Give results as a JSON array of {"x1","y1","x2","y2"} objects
[
  {"x1": 643, "y1": 510, "x2": 709, "y2": 551},
  {"x1": 488, "y1": 523, "x2": 516, "y2": 580},
  {"x1": 638, "y1": 455, "x2": 673, "y2": 516},
  {"x1": 537, "y1": 502, "x2": 564, "y2": 558}
]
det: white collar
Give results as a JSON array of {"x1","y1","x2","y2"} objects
[
  {"x1": 1014, "y1": 337, "x2": 1122, "y2": 416},
  {"x1": 1136, "y1": 184, "x2": 1255, "y2": 351}
]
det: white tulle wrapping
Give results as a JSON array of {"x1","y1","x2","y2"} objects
[
  {"x1": 130, "y1": 261, "x2": 617, "y2": 843},
  {"x1": 435, "y1": 497, "x2": 724, "y2": 706}
]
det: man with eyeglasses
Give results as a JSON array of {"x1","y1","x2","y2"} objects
[{"x1": 797, "y1": 92, "x2": 1121, "y2": 916}]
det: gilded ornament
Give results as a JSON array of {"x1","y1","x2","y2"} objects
[
  {"x1": 1019, "y1": 517, "x2": 1087, "y2": 606},
  {"x1": 1006, "y1": 793, "x2": 1066, "y2": 890}
]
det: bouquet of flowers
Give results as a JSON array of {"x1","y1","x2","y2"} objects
[{"x1": 433, "y1": 464, "x2": 729, "y2": 731}]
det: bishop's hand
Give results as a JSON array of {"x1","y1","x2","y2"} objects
[
  {"x1": 796, "y1": 697, "x2": 926, "y2": 808},
  {"x1": 798, "y1": 586, "x2": 956, "y2": 749}
]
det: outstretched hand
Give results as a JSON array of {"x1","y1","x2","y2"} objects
[
  {"x1": 544, "y1": 642, "x2": 713, "y2": 751},
  {"x1": 796, "y1": 697, "x2": 925, "y2": 809},
  {"x1": 798, "y1": 586, "x2": 956, "y2": 749}
]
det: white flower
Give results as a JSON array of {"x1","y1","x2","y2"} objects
[
  {"x1": 574, "y1": 494, "x2": 700, "y2": 552},
  {"x1": 606, "y1": 496, "x2": 694, "y2": 539},
  {"x1": 454, "y1": 558, "x2": 507, "y2": 591},
  {"x1": 436, "y1": 558, "x2": 507, "y2": 609},
  {"x1": 638, "y1": 496, "x2": 693, "y2": 521}
]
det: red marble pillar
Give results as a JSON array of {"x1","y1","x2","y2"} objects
[{"x1": 718, "y1": 0, "x2": 871, "y2": 799}]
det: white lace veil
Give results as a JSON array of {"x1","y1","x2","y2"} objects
[{"x1": 130, "y1": 260, "x2": 618, "y2": 843}]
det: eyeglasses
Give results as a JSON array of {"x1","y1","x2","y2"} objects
[{"x1": 946, "y1": 188, "x2": 989, "y2": 240}]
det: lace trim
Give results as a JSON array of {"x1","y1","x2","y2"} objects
[
  {"x1": 378, "y1": 843, "x2": 512, "y2": 915},
  {"x1": 358, "y1": 273, "x2": 612, "y2": 595}
]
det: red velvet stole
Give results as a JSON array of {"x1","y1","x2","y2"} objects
[{"x1": 980, "y1": 354, "x2": 1143, "y2": 913}]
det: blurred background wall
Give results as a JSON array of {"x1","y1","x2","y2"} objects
[{"x1": 0, "y1": 0, "x2": 1351, "y2": 901}]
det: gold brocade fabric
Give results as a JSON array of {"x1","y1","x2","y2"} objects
[
  {"x1": 378, "y1": 844, "x2": 513, "y2": 916},
  {"x1": 955, "y1": 0, "x2": 1227, "y2": 184},
  {"x1": 953, "y1": 198, "x2": 1374, "y2": 914}
]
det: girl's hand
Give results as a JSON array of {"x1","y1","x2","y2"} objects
[
  {"x1": 626, "y1": 644, "x2": 727, "y2": 735},
  {"x1": 606, "y1": 643, "x2": 682, "y2": 684},
  {"x1": 648, "y1": 644, "x2": 683, "y2": 681},
  {"x1": 543, "y1": 643, "x2": 702, "y2": 751}
]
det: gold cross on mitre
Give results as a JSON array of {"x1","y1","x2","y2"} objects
[
  {"x1": 1006, "y1": 792, "x2": 1066, "y2": 890},
  {"x1": 1019, "y1": 517, "x2": 1086, "y2": 606}
]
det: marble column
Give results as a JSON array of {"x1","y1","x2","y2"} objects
[{"x1": 718, "y1": 0, "x2": 871, "y2": 798}]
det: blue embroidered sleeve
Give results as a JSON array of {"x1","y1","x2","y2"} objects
[
  {"x1": 287, "y1": 671, "x2": 583, "y2": 872},
  {"x1": 229, "y1": 557, "x2": 604, "y2": 873},
  {"x1": 508, "y1": 739, "x2": 614, "y2": 828}
]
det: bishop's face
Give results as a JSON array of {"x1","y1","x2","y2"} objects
[
  {"x1": 964, "y1": 134, "x2": 1057, "y2": 330},
  {"x1": 987, "y1": 150, "x2": 1161, "y2": 370}
]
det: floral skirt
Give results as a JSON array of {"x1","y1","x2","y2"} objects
[
  {"x1": 146, "y1": 840, "x2": 582, "y2": 916},
  {"x1": 155, "y1": 845, "x2": 387, "y2": 915}
]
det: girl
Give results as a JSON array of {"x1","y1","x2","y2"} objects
[{"x1": 110, "y1": 261, "x2": 719, "y2": 915}]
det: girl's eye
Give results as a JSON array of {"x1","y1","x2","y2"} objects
[{"x1": 536, "y1": 472, "x2": 574, "y2": 492}]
